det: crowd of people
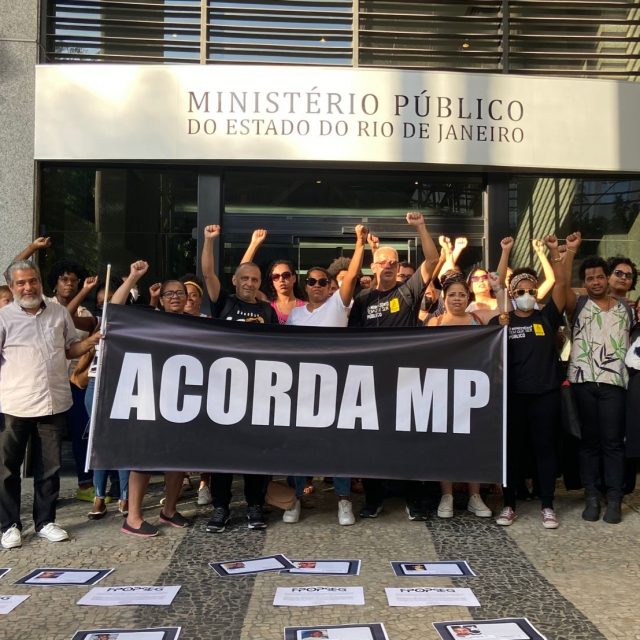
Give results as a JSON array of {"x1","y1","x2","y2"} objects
[{"x1": 0, "y1": 213, "x2": 638, "y2": 548}]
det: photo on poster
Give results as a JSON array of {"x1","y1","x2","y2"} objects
[
  {"x1": 282, "y1": 560, "x2": 361, "y2": 576},
  {"x1": 71, "y1": 627, "x2": 181, "y2": 640},
  {"x1": 0, "y1": 568, "x2": 11, "y2": 580},
  {"x1": 433, "y1": 617, "x2": 547, "y2": 640},
  {"x1": 15, "y1": 568, "x2": 114, "y2": 586},
  {"x1": 0, "y1": 595, "x2": 30, "y2": 615},
  {"x1": 391, "y1": 560, "x2": 476, "y2": 577},
  {"x1": 210, "y1": 554, "x2": 294, "y2": 577},
  {"x1": 284, "y1": 622, "x2": 389, "y2": 640}
]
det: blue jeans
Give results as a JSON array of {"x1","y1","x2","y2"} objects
[
  {"x1": 293, "y1": 476, "x2": 351, "y2": 497},
  {"x1": 70, "y1": 383, "x2": 92, "y2": 485},
  {"x1": 85, "y1": 378, "x2": 129, "y2": 500}
]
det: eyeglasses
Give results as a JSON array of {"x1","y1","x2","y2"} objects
[
  {"x1": 513, "y1": 288, "x2": 538, "y2": 297},
  {"x1": 374, "y1": 259, "x2": 398, "y2": 268},
  {"x1": 470, "y1": 274, "x2": 488, "y2": 283},
  {"x1": 161, "y1": 290, "x2": 186, "y2": 299},
  {"x1": 271, "y1": 271, "x2": 292, "y2": 282},
  {"x1": 306, "y1": 277, "x2": 329, "y2": 287},
  {"x1": 612, "y1": 269, "x2": 633, "y2": 280}
]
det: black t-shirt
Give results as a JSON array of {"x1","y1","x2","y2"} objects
[
  {"x1": 348, "y1": 268, "x2": 425, "y2": 328},
  {"x1": 213, "y1": 289, "x2": 278, "y2": 324},
  {"x1": 489, "y1": 299, "x2": 563, "y2": 394}
]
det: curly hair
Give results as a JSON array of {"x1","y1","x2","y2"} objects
[
  {"x1": 47, "y1": 260, "x2": 87, "y2": 292},
  {"x1": 606, "y1": 256, "x2": 637, "y2": 290}
]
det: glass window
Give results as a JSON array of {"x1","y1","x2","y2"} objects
[
  {"x1": 207, "y1": 0, "x2": 353, "y2": 65},
  {"x1": 508, "y1": 176, "x2": 640, "y2": 284},
  {"x1": 40, "y1": 166, "x2": 198, "y2": 297}
]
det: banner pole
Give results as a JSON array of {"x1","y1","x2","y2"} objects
[{"x1": 84, "y1": 263, "x2": 111, "y2": 473}]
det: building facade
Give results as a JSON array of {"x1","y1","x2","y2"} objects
[{"x1": 2, "y1": 1, "x2": 640, "y2": 289}]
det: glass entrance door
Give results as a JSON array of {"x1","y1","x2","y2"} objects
[{"x1": 219, "y1": 169, "x2": 486, "y2": 286}]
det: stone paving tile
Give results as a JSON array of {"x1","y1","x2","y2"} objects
[
  {"x1": 2, "y1": 472, "x2": 640, "y2": 640},
  {"x1": 426, "y1": 493, "x2": 607, "y2": 640},
  {"x1": 240, "y1": 488, "x2": 467, "y2": 640},
  {"x1": 0, "y1": 476, "x2": 194, "y2": 640},
  {"x1": 131, "y1": 497, "x2": 267, "y2": 640},
  {"x1": 501, "y1": 489, "x2": 640, "y2": 640}
]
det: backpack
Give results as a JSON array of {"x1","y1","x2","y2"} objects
[{"x1": 570, "y1": 294, "x2": 635, "y2": 337}]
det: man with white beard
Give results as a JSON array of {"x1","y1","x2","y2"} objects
[{"x1": 0, "y1": 260, "x2": 100, "y2": 549}]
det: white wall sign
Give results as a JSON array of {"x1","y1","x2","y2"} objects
[{"x1": 34, "y1": 64, "x2": 640, "y2": 172}]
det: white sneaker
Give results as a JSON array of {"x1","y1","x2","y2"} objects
[
  {"x1": 338, "y1": 499, "x2": 355, "y2": 526},
  {"x1": 496, "y1": 506, "x2": 517, "y2": 526},
  {"x1": 541, "y1": 508, "x2": 559, "y2": 529},
  {"x1": 467, "y1": 494, "x2": 492, "y2": 517},
  {"x1": 282, "y1": 499, "x2": 301, "y2": 523},
  {"x1": 37, "y1": 522, "x2": 69, "y2": 542},
  {"x1": 437, "y1": 494, "x2": 454, "y2": 518},
  {"x1": 197, "y1": 485, "x2": 212, "y2": 506},
  {"x1": 1, "y1": 524, "x2": 22, "y2": 549}
]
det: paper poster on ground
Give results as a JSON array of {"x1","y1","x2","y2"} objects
[
  {"x1": 282, "y1": 560, "x2": 361, "y2": 576},
  {"x1": 15, "y1": 568, "x2": 114, "y2": 586},
  {"x1": 210, "y1": 554, "x2": 294, "y2": 577},
  {"x1": 0, "y1": 595, "x2": 29, "y2": 614},
  {"x1": 71, "y1": 627, "x2": 181, "y2": 640},
  {"x1": 77, "y1": 585, "x2": 181, "y2": 606},
  {"x1": 274, "y1": 586, "x2": 364, "y2": 607},
  {"x1": 385, "y1": 587, "x2": 480, "y2": 607},
  {"x1": 433, "y1": 618, "x2": 548, "y2": 640},
  {"x1": 284, "y1": 622, "x2": 389, "y2": 640},
  {"x1": 391, "y1": 561, "x2": 476, "y2": 577}
]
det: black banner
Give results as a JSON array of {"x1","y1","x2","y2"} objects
[{"x1": 90, "y1": 305, "x2": 506, "y2": 483}]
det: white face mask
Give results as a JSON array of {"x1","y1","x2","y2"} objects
[{"x1": 514, "y1": 293, "x2": 536, "y2": 312}]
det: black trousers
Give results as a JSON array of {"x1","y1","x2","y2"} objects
[
  {"x1": 211, "y1": 473, "x2": 267, "y2": 509},
  {"x1": 0, "y1": 413, "x2": 66, "y2": 532},
  {"x1": 503, "y1": 390, "x2": 560, "y2": 510},
  {"x1": 573, "y1": 382, "x2": 626, "y2": 500}
]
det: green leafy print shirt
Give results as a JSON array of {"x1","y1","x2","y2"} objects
[{"x1": 569, "y1": 298, "x2": 631, "y2": 388}]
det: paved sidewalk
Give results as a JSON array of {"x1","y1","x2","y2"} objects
[{"x1": 1, "y1": 471, "x2": 639, "y2": 640}]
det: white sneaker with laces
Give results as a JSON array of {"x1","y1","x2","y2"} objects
[
  {"x1": 37, "y1": 522, "x2": 69, "y2": 542},
  {"x1": 197, "y1": 485, "x2": 212, "y2": 506},
  {"x1": 1, "y1": 524, "x2": 22, "y2": 549},
  {"x1": 338, "y1": 499, "x2": 355, "y2": 526},
  {"x1": 437, "y1": 494, "x2": 454, "y2": 518},
  {"x1": 541, "y1": 508, "x2": 559, "y2": 529},
  {"x1": 496, "y1": 507, "x2": 517, "y2": 526},
  {"x1": 282, "y1": 498, "x2": 301, "y2": 523},
  {"x1": 467, "y1": 494, "x2": 492, "y2": 517}
]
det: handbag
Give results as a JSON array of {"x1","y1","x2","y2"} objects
[
  {"x1": 265, "y1": 480, "x2": 297, "y2": 510},
  {"x1": 560, "y1": 380, "x2": 581, "y2": 440}
]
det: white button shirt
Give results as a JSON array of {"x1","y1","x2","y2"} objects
[{"x1": 0, "y1": 300, "x2": 80, "y2": 417}]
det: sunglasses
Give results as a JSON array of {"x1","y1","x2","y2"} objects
[
  {"x1": 513, "y1": 288, "x2": 538, "y2": 297},
  {"x1": 470, "y1": 274, "x2": 488, "y2": 282},
  {"x1": 612, "y1": 269, "x2": 633, "y2": 280},
  {"x1": 306, "y1": 277, "x2": 329, "y2": 287},
  {"x1": 271, "y1": 271, "x2": 292, "y2": 282},
  {"x1": 161, "y1": 290, "x2": 186, "y2": 299},
  {"x1": 375, "y1": 259, "x2": 398, "y2": 268}
]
